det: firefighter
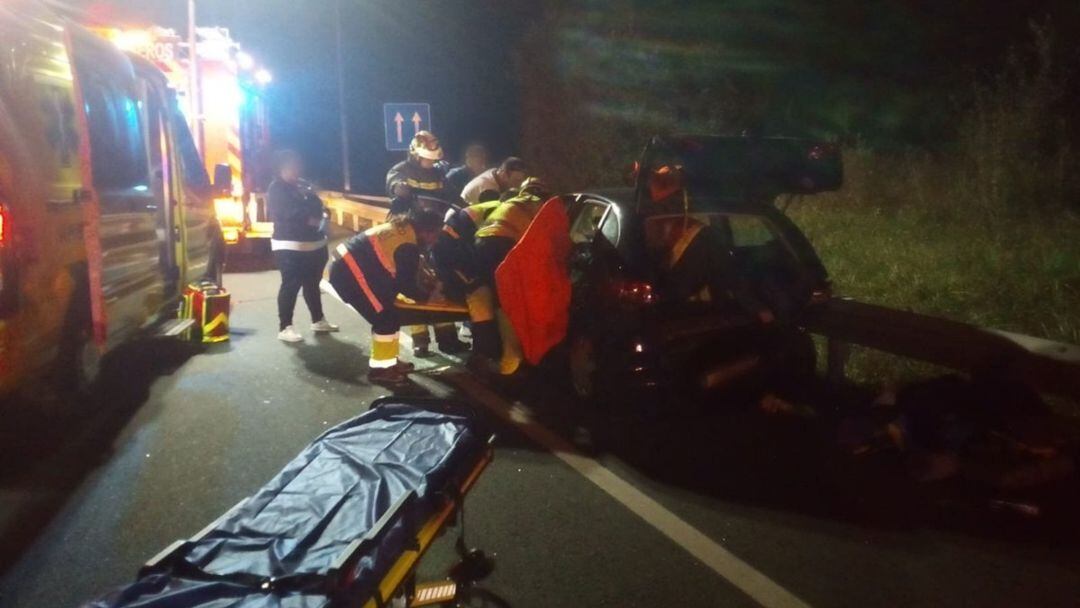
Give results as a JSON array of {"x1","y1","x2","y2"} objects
[
  {"x1": 385, "y1": 131, "x2": 466, "y2": 356},
  {"x1": 386, "y1": 130, "x2": 456, "y2": 211},
  {"x1": 471, "y1": 177, "x2": 553, "y2": 374},
  {"x1": 473, "y1": 177, "x2": 552, "y2": 284},
  {"x1": 327, "y1": 209, "x2": 444, "y2": 385},
  {"x1": 645, "y1": 166, "x2": 774, "y2": 324},
  {"x1": 432, "y1": 200, "x2": 502, "y2": 359}
]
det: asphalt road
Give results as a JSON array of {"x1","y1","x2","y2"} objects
[{"x1": 2, "y1": 264, "x2": 1079, "y2": 607}]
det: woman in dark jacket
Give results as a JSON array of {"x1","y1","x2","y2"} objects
[{"x1": 268, "y1": 150, "x2": 338, "y2": 342}]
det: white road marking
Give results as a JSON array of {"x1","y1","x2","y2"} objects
[
  {"x1": 321, "y1": 280, "x2": 809, "y2": 606},
  {"x1": 447, "y1": 371, "x2": 813, "y2": 608}
]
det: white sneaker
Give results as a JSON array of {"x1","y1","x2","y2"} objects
[
  {"x1": 278, "y1": 326, "x2": 304, "y2": 343},
  {"x1": 311, "y1": 319, "x2": 340, "y2": 333}
]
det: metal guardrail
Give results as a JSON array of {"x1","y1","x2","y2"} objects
[
  {"x1": 803, "y1": 298, "x2": 1080, "y2": 399},
  {"x1": 320, "y1": 191, "x2": 392, "y2": 233}
]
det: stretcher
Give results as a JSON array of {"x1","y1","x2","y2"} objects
[
  {"x1": 82, "y1": 397, "x2": 495, "y2": 608},
  {"x1": 394, "y1": 296, "x2": 470, "y2": 327}
]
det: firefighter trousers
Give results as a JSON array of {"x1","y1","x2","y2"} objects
[{"x1": 328, "y1": 257, "x2": 401, "y2": 368}]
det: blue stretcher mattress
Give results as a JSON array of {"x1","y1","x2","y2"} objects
[{"x1": 82, "y1": 398, "x2": 488, "y2": 608}]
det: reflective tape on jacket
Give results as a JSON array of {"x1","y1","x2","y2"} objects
[
  {"x1": 336, "y1": 242, "x2": 384, "y2": 313},
  {"x1": 363, "y1": 222, "x2": 418, "y2": 277}
]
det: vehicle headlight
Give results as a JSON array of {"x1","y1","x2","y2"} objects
[{"x1": 214, "y1": 197, "x2": 245, "y2": 226}]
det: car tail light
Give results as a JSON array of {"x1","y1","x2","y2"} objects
[
  {"x1": 0, "y1": 200, "x2": 10, "y2": 314},
  {"x1": 614, "y1": 280, "x2": 656, "y2": 306}
]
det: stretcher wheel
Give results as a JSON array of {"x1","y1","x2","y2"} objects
[{"x1": 449, "y1": 547, "x2": 494, "y2": 584}]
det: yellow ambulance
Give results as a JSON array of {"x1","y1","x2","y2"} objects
[{"x1": 0, "y1": 2, "x2": 225, "y2": 396}]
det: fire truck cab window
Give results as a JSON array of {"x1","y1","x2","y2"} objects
[{"x1": 80, "y1": 73, "x2": 149, "y2": 192}]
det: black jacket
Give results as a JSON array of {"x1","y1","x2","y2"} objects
[
  {"x1": 385, "y1": 159, "x2": 454, "y2": 203},
  {"x1": 268, "y1": 179, "x2": 325, "y2": 245}
]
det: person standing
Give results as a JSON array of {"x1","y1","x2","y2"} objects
[
  {"x1": 327, "y1": 210, "x2": 444, "y2": 384},
  {"x1": 461, "y1": 157, "x2": 528, "y2": 204},
  {"x1": 268, "y1": 150, "x2": 338, "y2": 342},
  {"x1": 445, "y1": 143, "x2": 490, "y2": 197}
]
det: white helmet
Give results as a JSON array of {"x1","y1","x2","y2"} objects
[{"x1": 409, "y1": 131, "x2": 444, "y2": 161}]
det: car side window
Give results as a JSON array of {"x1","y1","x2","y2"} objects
[
  {"x1": 599, "y1": 209, "x2": 619, "y2": 245},
  {"x1": 727, "y1": 214, "x2": 778, "y2": 248},
  {"x1": 570, "y1": 201, "x2": 607, "y2": 244}
]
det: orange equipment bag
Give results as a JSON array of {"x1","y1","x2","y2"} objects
[
  {"x1": 182, "y1": 280, "x2": 231, "y2": 343},
  {"x1": 495, "y1": 197, "x2": 572, "y2": 365}
]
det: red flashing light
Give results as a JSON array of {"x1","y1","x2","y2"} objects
[{"x1": 0, "y1": 203, "x2": 7, "y2": 245}]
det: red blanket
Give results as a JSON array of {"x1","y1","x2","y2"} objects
[{"x1": 495, "y1": 198, "x2": 572, "y2": 365}]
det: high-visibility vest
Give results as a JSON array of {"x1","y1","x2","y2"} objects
[
  {"x1": 464, "y1": 201, "x2": 501, "y2": 227},
  {"x1": 444, "y1": 201, "x2": 500, "y2": 241},
  {"x1": 474, "y1": 195, "x2": 543, "y2": 242},
  {"x1": 363, "y1": 221, "x2": 417, "y2": 277}
]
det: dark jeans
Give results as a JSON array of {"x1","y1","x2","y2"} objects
[{"x1": 275, "y1": 247, "x2": 328, "y2": 330}]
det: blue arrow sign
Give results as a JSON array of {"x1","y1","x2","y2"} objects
[{"x1": 383, "y1": 103, "x2": 431, "y2": 151}]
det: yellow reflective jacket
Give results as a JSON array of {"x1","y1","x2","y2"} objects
[
  {"x1": 474, "y1": 194, "x2": 544, "y2": 242},
  {"x1": 364, "y1": 221, "x2": 417, "y2": 278}
]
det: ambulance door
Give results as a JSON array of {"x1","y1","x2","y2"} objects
[
  {"x1": 67, "y1": 27, "x2": 169, "y2": 345},
  {"x1": 141, "y1": 78, "x2": 180, "y2": 298},
  {"x1": 168, "y1": 100, "x2": 215, "y2": 283}
]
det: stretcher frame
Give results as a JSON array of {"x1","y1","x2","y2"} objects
[
  {"x1": 137, "y1": 397, "x2": 495, "y2": 608},
  {"x1": 394, "y1": 299, "x2": 470, "y2": 326}
]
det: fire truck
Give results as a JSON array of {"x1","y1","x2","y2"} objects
[{"x1": 93, "y1": 24, "x2": 275, "y2": 250}]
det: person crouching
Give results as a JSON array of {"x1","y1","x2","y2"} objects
[{"x1": 328, "y1": 209, "x2": 443, "y2": 385}]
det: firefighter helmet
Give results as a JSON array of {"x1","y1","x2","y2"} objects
[
  {"x1": 519, "y1": 176, "x2": 552, "y2": 199},
  {"x1": 648, "y1": 165, "x2": 684, "y2": 202},
  {"x1": 409, "y1": 131, "x2": 444, "y2": 161}
]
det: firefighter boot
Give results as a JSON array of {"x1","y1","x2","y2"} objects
[{"x1": 409, "y1": 325, "x2": 433, "y2": 358}]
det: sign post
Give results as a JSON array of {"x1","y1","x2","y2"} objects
[{"x1": 383, "y1": 103, "x2": 431, "y2": 151}]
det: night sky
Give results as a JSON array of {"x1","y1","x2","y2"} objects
[
  {"x1": 67, "y1": 0, "x2": 1080, "y2": 191},
  {"x1": 74, "y1": 0, "x2": 533, "y2": 191}
]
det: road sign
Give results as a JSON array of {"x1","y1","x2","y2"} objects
[{"x1": 383, "y1": 103, "x2": 432, "y2": 151}]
